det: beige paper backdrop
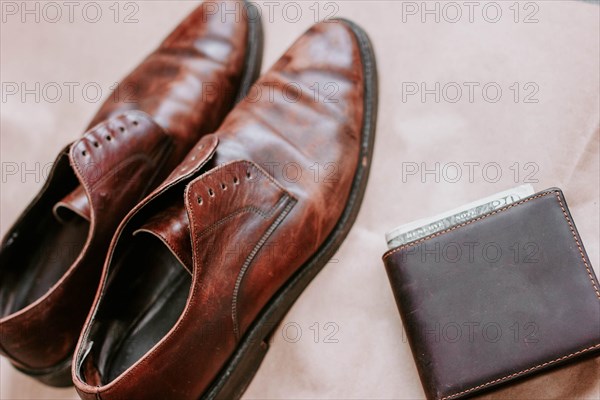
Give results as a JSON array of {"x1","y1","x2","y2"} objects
[{"x1": 1, "y1": 1, "x2": 599, "y2": 399}]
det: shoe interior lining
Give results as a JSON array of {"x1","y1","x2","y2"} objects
[
  {"x1": 0, "y1": 189, "x2": 89, "y2": 317},
  {"x1": 82, "y1": 233, "x2": 191, "y2": 385}
]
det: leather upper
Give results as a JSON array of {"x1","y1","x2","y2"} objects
[
  {"x1": 0, "y1": 113, "x2": 172, "y2": 369},
  {"x1": 0, "y1": 0, "x2": 254, "y2": 372},
  {"x1": 59, "y1": 0, "x2": 251, "y2": 217},
  {"x1": 74, "y1": 20, "x2": 370, "y2": 399},
  {"x1": 89, "y1": 0, "x2": 249, "y2": 166}
]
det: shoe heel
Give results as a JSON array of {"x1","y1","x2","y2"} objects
[{"x1": 13, "y1": 357, "x2": 73, "y2": 387}]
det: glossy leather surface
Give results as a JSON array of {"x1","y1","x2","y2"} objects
[
  {"x1": 383, "y1": 189, "x2": 600, "y2": 400},
  {"x1": 0, "y1": 0, "x2": 255, "y2": 375},
  {"x1": 73, "y1": 20, "x2": 372, "y2": 399}
]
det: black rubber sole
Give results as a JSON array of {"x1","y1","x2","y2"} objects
[
  {"x1": 13, "y1": 354, "x2": 73, "y2": 387},
  {"x1": 201, "y1": 18, "x2": 379, "y2": 400},
  {"x1": 235, "y1": 0, "x2": 264, "y2": 104},
  {"x1": 12, "y1": 1, "x2": 264, "y2": 388}
]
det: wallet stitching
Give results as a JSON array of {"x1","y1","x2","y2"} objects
[
  {"x1": 383, "y1": 190, "x2": 600, "y2": 399},
  {"x1": 440, "y1": 343, "x2": 600, "y2": 400},
  {"x1": 384, "y1": 190, "x2": 600, "y2": 298},
  {"x1": 383, "y1": 191, "x2": 553, "y2": 259},
  {"x1": 555, "y1": 193, "x2": 600, "y2": 299}
]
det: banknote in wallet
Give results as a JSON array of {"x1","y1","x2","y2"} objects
[{"x1": 385, "y1": 184, "x2": 535, "y2": 249}]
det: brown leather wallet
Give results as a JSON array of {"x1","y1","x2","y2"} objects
[{"x1": 382, "y1": 188, "x2": 600, "y2": 400}]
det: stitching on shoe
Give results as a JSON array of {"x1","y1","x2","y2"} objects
[
  {"x1": 196, "y1": 201, "x2": 284, "y2": 240},
  {"x1": 187, "y1": 161, "x2": 298, "y2": 342},
  {"x1": 193, "y1": 161, "x2": 293, "y2": 239},
  {"x1": 231, "y1": 196, "x2": 296, "y2": 340}
]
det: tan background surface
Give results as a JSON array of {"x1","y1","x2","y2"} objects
[{"x1": 1, "y1": 0, "x2": 599, "y2": 399}]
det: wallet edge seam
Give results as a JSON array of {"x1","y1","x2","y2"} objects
[
  {"x1": 385, "y1": 188, "x2": 600, "y2": 399},
  {"x1": 440, "y1": 342, "x2": 600, "y2": 400},
  {"x1": 382, "y1": 190, "x2": 556, "y2": 260}
]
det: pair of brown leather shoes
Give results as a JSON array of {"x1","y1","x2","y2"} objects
[{"x1": 0, "y1": 1, "x2": 378, "y2": 398}]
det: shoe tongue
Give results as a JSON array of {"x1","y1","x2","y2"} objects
[
  {"x1": 133, "y1": 201, "x2": 193, "y2": 275},
  {"x1": 53, "y1": 110, "x2": 173, "y2": 225},
  {"x1": 53, "y1": 185, "x2": 91, "y2": 223},
  {"x1": 125, "y1": 134, "x2": 219, "y2": 276}
]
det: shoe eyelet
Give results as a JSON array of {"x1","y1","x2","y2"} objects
[
  {"x1": 81, "y1": 150, "x2": 87, "y2": 156},
  {"x1": 93, "y1": 141, "x2": 99, "y2": 147},
  {"x1": 221, "y1": 183, "x2": 227, "y2": 190},
  {"x1": 106, "y1": 135, "x2": 112, "y2": 141},
  {"x1": 233, "y1": 177, "x2": 239, "y2": 185},
  {"x1": 246, "y1": 171, "x2": 252, "y2": 179},
  {"x1": 119, "y1": 126, "x2": 125, "y2": 133},
  {"x1": 197, "y1": 196, "x2": 203, "y2": 205},
  {"x1": 132, "y1": 120, "x2": 138, "y2": 126},
  {"x1": 208, "y1": 188, "x2": 214, "y2": 197}
]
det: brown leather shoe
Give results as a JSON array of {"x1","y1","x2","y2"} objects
[
  {"x1": 72, "y1": 19, "x2": 377, "y2": 400},
  {"x1": 0, "y1": 0, "x2": 262, "y2": 387}
]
